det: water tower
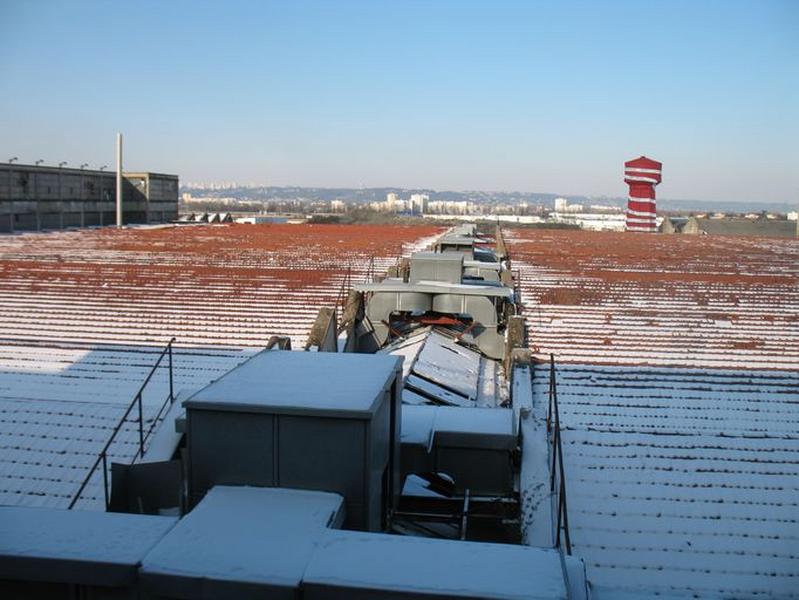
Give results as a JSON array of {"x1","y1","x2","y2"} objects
[{"x1": 624, "y1": 156, "x2": 662, "y2": 232}]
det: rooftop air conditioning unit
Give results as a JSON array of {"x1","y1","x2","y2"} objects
[{"x1": 184, "y1": 350, "x2": 402, "y2": 531}]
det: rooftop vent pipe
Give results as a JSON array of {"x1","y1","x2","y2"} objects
[{"x1": 116, "y1": 133, "x2": 123, "y2": 228}]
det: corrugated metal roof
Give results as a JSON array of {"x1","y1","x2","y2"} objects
[
  {"x1": 0, "y1": 343, "x2": 255, "y2": 509},
  {"x1": 508, "y1": 229, "x2": 799, "y2": 369},
  {"x1": 0, "y1": 224, "x2": 444, "y2": 349},
  {"x1": 508, "y1": 229, "x2": 799, "y2": 598},
  {"x1": 533, "y1": 363, "x2": 799, "y2": 599},
  {"x1": 0, "y1": 224, "x2": 442, "y2": 509}
]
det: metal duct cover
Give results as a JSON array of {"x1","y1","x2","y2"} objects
[{"x1": 409, "y1": 252, "x2": 464, "y2": 284}]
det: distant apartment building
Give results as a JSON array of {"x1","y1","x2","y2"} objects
[
  {"x1": 0, "y1": 163, "x2": 178, "y2": 233},
  {"x1": 370, "y1": 192, "x2": 410, "y2": 213},
  {"x1": 409, "y1": 193, "x2": 429, "y2": 214},
  {"x1": 427, "y1": 200, "x2": 476, "y2": 215},
  {"x1": 553, "y1": 197, "x2": 584, "y2": 213}
]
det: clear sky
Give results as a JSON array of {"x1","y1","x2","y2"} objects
[{"x1": 1, "y1": 0, "x2": 797, "y2": 203}]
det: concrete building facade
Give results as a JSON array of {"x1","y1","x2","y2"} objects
[{"x1": 0, "y1": 163, "x2": 178, "y2": 233}]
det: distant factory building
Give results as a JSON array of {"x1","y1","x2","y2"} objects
[
  {"x1": 661, "y1": 215, "x2": 798, "y2": 238},
  {"x1": 0, "y1": 163, "x2": 178, "y2": 233}
]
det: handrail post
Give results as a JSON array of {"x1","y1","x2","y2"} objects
[
  {"x1": 137, "y1": 392, "x2": 144, "y2": 458},
  {"x1": 550, "y1": 426, "x2": 558, "y2": 492},
  {"x1": 168, "y1": 340, "x2": 174, "y2": 404},
  {"x1": 551, "y1": 356, "x2": 572, "y2": 555},
  {"x1": 560, "y1": 476, "x2": 572, "y2": 555},
  {"x1": 547, "y1": 354, "x2": 555, "y2": 432},
  {"x1": 555, "y1": 481, "x2": 562, "y2": 549},
  {"x1": 102, "y1": 452, "x2": 109, "y2": 509},
  {"x1": 548, "y1": 352, "x2": 573, "y2": 554},
  {"x1": 549, "y1": 354, "x2": 557, "y2": 492}
]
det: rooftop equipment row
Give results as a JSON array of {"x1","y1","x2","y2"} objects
[
  {"x1": 0, "y1": 224, "x2": 580, "y2": 599},
  {"x1": 0, "y1": 486, "x2": 585, "y2": 599}
]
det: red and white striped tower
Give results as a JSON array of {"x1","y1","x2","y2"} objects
[{"x1": 624, "y1": 155, "x2": 662, "y2": 232}]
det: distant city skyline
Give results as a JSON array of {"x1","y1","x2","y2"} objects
[{"x1": 1, "y1": 0, "x2": 797, "y2": 203}]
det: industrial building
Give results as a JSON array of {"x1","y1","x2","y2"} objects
[
  {"x1": 0, "y1": 223, "x2": 591, "y2": 599},
  {"x1": 0, "y1": 222, "x2": 796, "y2": 599},
  {"x1": 0, "y1": 162, "x2": 178, "y2": 232},
  {"x1": 661, "y1": 214, "x2": 798, "y2": 237}
]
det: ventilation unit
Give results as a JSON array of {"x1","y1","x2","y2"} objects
[{"x1": 184, "y1": 350, "x2": 402, "y2": 531}]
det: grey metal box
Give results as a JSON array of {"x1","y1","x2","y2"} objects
[
  {"x1": 400, "y1": 406, "x2": 516, "y2": 496},
  {"x1": 302, "y1": 529, "x2": 569, "y2": 600},
  {"x1": 140, "y1": 486, "x2": 344, "y2": 600},
  {"x1": 0, "y1": 506, "x2": 176, "y2": 600},
  {"x1": 409, "y1": 251, "x2": 463, "y2": 284},
  {"x1": 184, "y1": 351, "x2": 402, "y2": 531}
]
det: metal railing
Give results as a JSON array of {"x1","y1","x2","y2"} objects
[
  {"x1": 68, "y1": 338, "x2": 176, "y2": 510},
  {"x1": 335, "y1": 267, "x2": 353, "y2": 329},
  {"x1": 547, "y1": 353, "x2": 572, "y2": 555}
]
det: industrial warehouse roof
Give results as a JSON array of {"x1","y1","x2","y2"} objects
[
  {"x1": 185, "y1": 350, "x2": 401, "y2": 417},
  {"x1": 0, "y1": 342, "x2": 256, "y2": 509},
  {"x1": 507, "y1": 229, "x2": 799, "y2": 598},
  {"x1": 0, "y1": 224, "x2": 443, "y2": 349},
  {"x1": 0, "y1": 162, "x2": 178, "y2": 179},
  {"x1": 507, "y1": 229, "x2": 799, "y2": 369},
  {"x1": 0, "y1": 223, "x2": 796, "y2": 598},
  {"x1": 532, "y1": 363, "x2": 799, "y2": 599},
  {"x1": 0, "y1": 224, "x2": 443, "y2": 510},
  {"x1": 689, "y1": 216, "x2": 797, "y2": 238}
]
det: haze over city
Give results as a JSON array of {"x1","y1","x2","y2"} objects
[{"x1": 1, "y1": 0, "x2": 797, "y2": 204}]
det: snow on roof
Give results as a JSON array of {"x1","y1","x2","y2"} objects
[
  {"x1": 0, "y1": 342, "x2": 255, "y2": 509},
  {"x1": 412, "y1": 251, "x2": 464, "y2": 262},
  {"x1": 506, "y1": 229, "x2": 799, "y2": 369},
  {"x1": 413, "y1": 331, "x2": 481, "y2": 399},
  {"x1": 438, "y1": 235, "x2": 478, "y2": 245},
  {"x1": 382, "y1": 329, "x2": 507, "y2": 408},
  {"x1": 356, "y1": 279, "x2": 514, "y2": 298},
  {"x1": 302, "y1": 529, "x2": 568, "y2": 599},
  {"x1": 380, "y1": 330, "x2": 427, "y2": 379},
  {"x1": 185, "y1": 351, "x2": 401, "y2": 418},
  {"x1": 0, "y1": 506, "x2": 176, "y2": 586},
  {"x1": 464, "y1": 258, "x2": 502, "y2": 269},
  {"x1": 0, "y1": 224, "x2": 441, "y2": 508},
  {"x1": 533, "y1": 363, "x2": 799, "y2": 598},
  {"x1": 140, "y1": 486, "x2": 343, "y2": 594},
  {"x1": 401, "y1": 405, "x2": 516, "y2": 449},
  {"x1": 0, "y1": 224, "x2": 443, "y2": 350},
  {"x1": 507, "y1": 229, "x2": 799, "y2": 597}
]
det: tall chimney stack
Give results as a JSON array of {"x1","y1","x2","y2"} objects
[
  {"x1": 116, "y1": 133, "x2": 123, "y2": 228},
  {"x1": 624, "y1": 155, "x2": 662, "y2": 232}
]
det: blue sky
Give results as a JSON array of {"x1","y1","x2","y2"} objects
[{"x1": 1, "y1": 0, "x2": 797, "y2": 202}]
